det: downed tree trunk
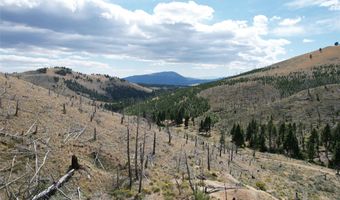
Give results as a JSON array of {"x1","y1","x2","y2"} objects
[{"x1": 32, "y1": 155, "x2": 80, "y2": 200}]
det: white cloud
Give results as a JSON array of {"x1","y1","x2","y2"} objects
[
  {"x1": 287, "y1": 0, "x2": 340, "y2": 11},
  {"x1": 153, "y1": 1, "x2": 214, "y2": 24},
  {"x1": 0, "y1": 0, "x2": 291, "y2": 75},
  {"x1": 279, "y1": 17, "x2": 302, "y2": 26},
  {"x1": 302, "y1": 38, "x2": 314, "y2": 43},
  {"x1": 272, "y1": 26, "x2": 305, "y2": 36}
]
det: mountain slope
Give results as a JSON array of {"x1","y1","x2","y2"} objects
[
  {"x1": 124, "y1": 71, "x2": 216, "y2": 86},
  {"x1": 1, "y1": 73, "x2": 339, "y2": 200},
  {"x1": 15, "y1": 67, "x2": 152, "y2": 103}
]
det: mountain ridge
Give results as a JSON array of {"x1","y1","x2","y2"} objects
[{"x1": 124, "y1": 71, "x2": 218, "y2": 86}]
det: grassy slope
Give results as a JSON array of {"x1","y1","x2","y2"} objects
[
  {"x1": 17, "y1": 67, "x2": 152, "y2": 102},
  {"x1": 1, "y1": 71, "x2": 340, "y2": 200}
]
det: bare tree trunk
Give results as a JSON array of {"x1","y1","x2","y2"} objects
[
  {"x1": 14, "y1": 100, "x2": 19, "y2": 116},
  {"x1": 135, "y1": 116, "x2": 140, "y2": 180},
  {"x1": 127, "y1": 127, "x2": 132, "y2": 189},
  {"x1": 152, "y1": 131, "x2": 156, "y2": 155},
  {"x1": 62, "y1": 103, "x2": 66, "y2": 114},
  {"x1": 185, "y1": 153, "x2": 195, "y2": 194},
  {"x1": 167, "y1": 125, "x2": 172, "y2": 145},
  {"x1": 138, "y1": 133, "x2": 146, "y2": 193},
  {"x1": 195, "y1": 136, "x2": 197, "y2": 147},
  {"x1": 32, "y1": 156, "x2": 80, "y2": 200},
  {"x1": 93, "y1": 127, "x2": 96, "y2": 141},
  {"x1": 207, "y1": 144, "x2": 211, "y2": 171},
  {"x1": 116, "y1": 167, "x2": 120, "y2": 189}
]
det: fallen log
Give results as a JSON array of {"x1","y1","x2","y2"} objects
[{"x1": 31, "y1": 155, "x2": 80, "y2": 200}]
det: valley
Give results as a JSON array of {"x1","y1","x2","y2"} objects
[{"x1": 1, "y1": 46, "x2": 340, "y2": 200}]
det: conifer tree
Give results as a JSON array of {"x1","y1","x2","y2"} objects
[
  {"x1": 322, "y1": 124, "x2": 332, "y2": 161},
  {"x1": 283, "y1": 124, "x2": 301, "y2": 158},
  {"x1": 259, "y1": 125, "x2": 267, "y2": 152},
  {"x1": 267, "y1": 116, "x2": 274, "y2": 151},
  {"x1": 307, "y1": 128, "x2": 318, "y2": 161},
  {"x1": 333, "y1": 142, "x2": 340, "y2": 175},
  {"x1": 277, "y1": 122, "x2": 286, "y2": 151},
  {"x1": 232, "y1": 124, "x2": 244, "y2": 147}
]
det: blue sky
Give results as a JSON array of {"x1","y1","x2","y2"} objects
[{"x1": 0, "y1": 0, "x2": 339, "y2": 78}]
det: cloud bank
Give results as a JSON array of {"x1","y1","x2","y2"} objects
[{"x1": 0, "y1": 0, "x2": 291, "y2": 75}]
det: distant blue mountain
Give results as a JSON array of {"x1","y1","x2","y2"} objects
[{"x1": 124, "y1": 71, "x2": 217, "y2": 86}]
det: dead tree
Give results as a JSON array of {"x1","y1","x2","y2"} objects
[
  {"x1": 167, "y1": 125, "x2": 172, "y2": 144},
  {"x1": 116, "y1": 167, "x2": 120, "y2": 189},
  {"x1": 127, "y1": 127, "x2": 132, "y2": 189},
  {"x1": 138, "y1": 133, "x2": 146, "y2": 193},
  {"x1": 32, "y1": 155, "x2": 80, "y2": 200},
  {"x1": 121, "y1": 113, "x2": 124, "y2": 124},
  {"x1": 93, "y1": 127, "x2": 97, "y2": 141},
  {"x1": 152, "y1": 131, "x2": 156, "y2": 155},
  {"x1": 135, "y1": 116, "x2": 140, "y2": 180},
  {"x1": 14, "y1": 99, "x2": 19, "y2": 116},
  {"x1": 62, "y1": 103, "x2": 66, "y2": 114},
  {"x1": 90, "y1": 112, "x2": 94, "y2": 122},
  {"x1": 185, "y1": 153, "x2": 196, "y2": 194},
  {"x1": 207, "y1": 144, "x2": 211, "y2": 171}
]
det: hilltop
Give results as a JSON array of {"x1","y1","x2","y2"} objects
[
  {"x1": 16, "y1": 67, "x2": 152, "y2": 103},
  {"x1": 124, "y1": 71, "x2": 216, "y2": 86}
]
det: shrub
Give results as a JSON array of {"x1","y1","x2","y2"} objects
[{"x1": 255, "y1": 181, "x2": 266, "y2": 191}]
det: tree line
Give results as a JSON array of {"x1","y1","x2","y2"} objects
[{"x1": 227, "y1": 118, "x2": 340, "y2": 172}]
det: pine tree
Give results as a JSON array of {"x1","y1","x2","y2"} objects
[
  {"x1": 307, "y1": 128, "x2": 318, "y2": 161},
  {"x1": 272, "y1": 125, "x2": 277, "y2": 151},
  {"x1": 332, "y1": 123, "x2": 340, "y2": 150},
  {"x1": 322, "y1": 124, "x2": 332, "y2": 161},
  {"x1": 259, "y1": 125, "x2": 267, "y2": 152},
  {"x1": 283, "y1": 124, "x2": 301, "y2": 158},
  {"x1": 232, "y1": 124, "x2": 244, "y2": 147},
  {"x1": 267, "y1": 116, "x2": 274, "y2": 151},
  {"x1": 333, "y1": 142, "x2": 340, "y2": 174},
  {"x1": 277, "y1": 122, "x2": 286, "y2": 151}
]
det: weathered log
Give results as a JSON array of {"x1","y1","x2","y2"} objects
[
  {"x1": 31, "y1": 169, "x2": 75, "y2": 200},
  {"x1": 32, "y1": 155, "x2": 80, "y2": 200}
]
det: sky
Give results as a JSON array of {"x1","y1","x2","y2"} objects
[{"x1": 0, "y1": 0, "x2": 339, "y2": 78}]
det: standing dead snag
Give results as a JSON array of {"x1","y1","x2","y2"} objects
[
  {"x1": 127, "y1": 127, "x2": 132, "y2": 189},
  {"x1": 167, "y1": 125, "x2": 172, "y2": 144},
  {"x1": 14, "y1": 99, "x2": 19, "y2": 116},
  {"x1": 62, "y1": 103, "x2": 66, "y2": 114},
  {"x1": 207, "y1": 144, "x2": 211, "y2": 171},
  {"x1": 152, "y1": 131, "x2": 156, "y2": 155},
  {"x1": 138, "y1": 133, "x2": 146, "y2": 193},
  {"x1": 135, "y1": 116, "x2": 140, "y2": 180},
  {"x1": 93, "y1": 127, "x2": 97, "y2": 141},
  {"x1": 185, "y1": 153, "x2": 196, "y2": 194}
]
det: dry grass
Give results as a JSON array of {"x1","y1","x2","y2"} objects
[{"x1": 0, "y1": 73, "x2": 339, "y2": 200}]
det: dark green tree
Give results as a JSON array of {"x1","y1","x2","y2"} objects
[
  {"x1": 277, "y1": 122, "x2": 286, "y2": 151},
  {"x1": 322, "y1": 124, "x2": 332, "y2": 161},
  {"x1": 259, "y1": 125, "x2": 267, "y2": 152},
  {"x1": 332, "y1": 142, "x2": 340, "y2": 174},
  {"x1": 307, "y1": 128, "x2": 318, "y2": 161},
  {"x1": 283, "y1": 124, "x2": 301, "y2": 158},
  {"x1": 232, "y1": 124, "x2": 244, "y2": 147},
  {"x1": 184, "y1": 116, "x2": 190, "y2": 129}
]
